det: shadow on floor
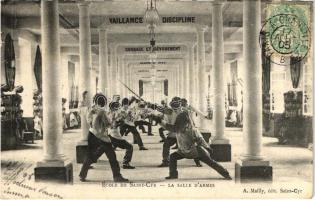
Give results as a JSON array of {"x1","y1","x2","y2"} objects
[
  {"x1": 1, "y1": 144, "x2": 42, "y2": 151},
  {"x1": 63, "y1": 129, "x2": 81, "y2": 134},
  {"x1": 270, "y1": 158, "x2": 312, "y2": 165},
  {"x1": 264, "y1": 141, "x2": 308, "y2": 149}
]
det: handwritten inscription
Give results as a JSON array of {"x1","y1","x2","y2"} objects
[{"x1": 1, "y1": 160, "x2": 64, "y2": 199}]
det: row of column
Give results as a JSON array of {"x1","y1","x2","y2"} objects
[
  {"x1": 38, "y1": 0, "x2": 265, "y2": 172},
  {"x1": 78, "y1": 2, "x2": 93, "y2": 143},
  {"x1": 40, "y1": 0, "x2": 64, "y2": 162},
  {"x1": 212, "y1": 3, "x2": 227, "y2": 143},
  {"x1": 177, "y1": 3, "x2": 269, "y2": 180},
  {"x1": 100, "y1": 31, "x2": 191, "y2": 103},
  {"x1": 100, "y1": 34, "x2": 127, "y2": 99},
  {"x1": 186, "y1": 1, "x2": 263, "y2": 162}
]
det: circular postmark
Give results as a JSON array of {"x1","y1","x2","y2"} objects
[{"x1": 260, "y1": 12, "x2": 311, "y2": 66}]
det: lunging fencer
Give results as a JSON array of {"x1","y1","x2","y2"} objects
[
  {"x1": 157, "y1": 97, "x2": 201, "y2": 167},
  {"x1": 79, "y1": 93, "x2": 129, "y2": 182},
  {"x1": 157, "y1": 100, "x2": 168, "y2": 142},
  {"x1": 134, "y1": 101, "x2": 153, "y2": 136},
  {"x1": 119, "y1": 97, "x2": 148, "y2": 150},
  {"x1": 160, "y1": 111, "x2": 232, "y2": 180},
  {"x1": 157, "y1": 97, "x2": 180, "y2": 167},
  {"x1": 108, "y1": 101, "x2": 135, "y2": 169}
]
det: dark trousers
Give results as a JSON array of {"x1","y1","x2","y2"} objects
[
  {"x1": 159, "y1": 127, "x2": 166, "y2": 140},
  {"x1": 162, "y1": 136, "x2": 177, "y2": 162},
  {"x1": 79, "y1": 132, "x2": 121, "y2": 179},
  {"x1": 120, "y1": 123, "x2": 144, "y2": 147},
  {"x1": 135, "y1": 121, "x2": 152, "y2": 135},
  {"x1": 110, "y1": 136, "x2": 133, "y2": 165},
  {"x1": 162, "y1": 136, "x2": 200, "y2": 165},
  {"x1": 138, "y1": 125, "x2": 146, "y2": 133},
  {"x1": 149, "y1": 116, "x2": 159, "y2": 126},
  {"x1": 169, "y1": 146, "x2": 228, "y2": 177}
]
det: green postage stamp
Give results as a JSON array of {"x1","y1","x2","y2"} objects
[{"x1": 260, "y1": 3, "x2": 312, "y2": 65}]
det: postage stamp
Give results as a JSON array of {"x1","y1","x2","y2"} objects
[{"x1": 260, "y1": 3, "x2": 312, "y2": 66}]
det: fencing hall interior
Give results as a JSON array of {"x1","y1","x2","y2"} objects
[{"x1": 0, "y1": 0, "x2": 313, "y2": 192}]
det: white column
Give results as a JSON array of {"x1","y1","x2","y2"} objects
[
  {"x1": 116, "y1": 56, "x2": 120, "y2": 96},
  {"x1": 188, "y1": 45, "x2": 195, "y2": 105},
  {"x1": 114, "y1": 47, "x2": 119, "y2": 96},
  {"x1": 212, "y1": 2, "x2": 228, "y2": 143},
  {"x1": 74, "y1": 61, "x2": 80, "y2": 102},
  {"x1": 61, "y1": 55, "x2": 70, "y2": 114},
  {"x1": 16, "y1": 39, "x2": 34, "y2": 117},
  {"x1": 176, "y1": 66, "x2": 180, "y2": 96},
  {"x1": 107, "y1": 60, "x2": 112, "y2": 98},
  {"x1": 78, "y1": 2, "x2": 92, "y2": 143},
  {"x1": 12, "y1": 39, "x2": 20, "y2": 86},
  {"x1": 242, "y1": 0, "x2": 263, "y2": 160},
  {"x1": 126, "y1": 63, "x2": 131, "y2": 97},
  {"x1": 172, "y1": 69, "x2": 177, "y2": 98},
  {"x1": 197, "y1": 26, "x2": 208, "y2": 128},
  {"x1": 173, "y1": 67, "x2": 175, "y2": 95},
  {"x1": 117, "y1": 57, "x2": 122, "y2": 96},
  {"x1": 0, "y1": 34, "x2": 5, "y2": 85},
  {"x1": 123, "y1": 60, "x2": 129, "y2": 97},
  {"x1": 122, "y1": 59, "x2": 128, "y2": 97},
  {"x1": 174, "y1": 66, "x2": 176, "y2": 96},
  {"x1": 98, "y1": 29, "x2": 109, "y2": 96},
  {"x1": 193, "y1": 44, "x2": 199, "y2": 108},
  {"x1": 131, "y1": 68, "x2": 136, "y2": 93},
  {"x1": 128, "y1": 63, "x2": 132, "y2": 95},
  {"x1": 182, "y1": 58, "x2": 187, "y2": 98},
  {"x1": 110, "y1": 46, "x2": 117, "y2": 96},
  {"x1": 91, "y1": 68, "x2": 97, "y2": 94},
  {"x1": 117, "y1": 56, "x2": 124, "y2": 97},
  {"x1": 184, "y1": 56, "x2": 190, "y2": 100},
  {"x1": 180, "y1": 60, "x2": 185, "y2": 97},
  {"x1": 170, "y1": 71, "x2": 175, "y2": 97},
  {"x1": 40, "y1": 0, "x2": 64, "y2": 161}
]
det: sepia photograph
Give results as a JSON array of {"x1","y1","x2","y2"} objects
[{"x1": 0, "y1": 0, "x2": 313, "y2": 199}]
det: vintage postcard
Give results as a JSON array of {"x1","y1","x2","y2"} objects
[{"x1": 0, "y1": 0, "x2": 313, "y2": 199}]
